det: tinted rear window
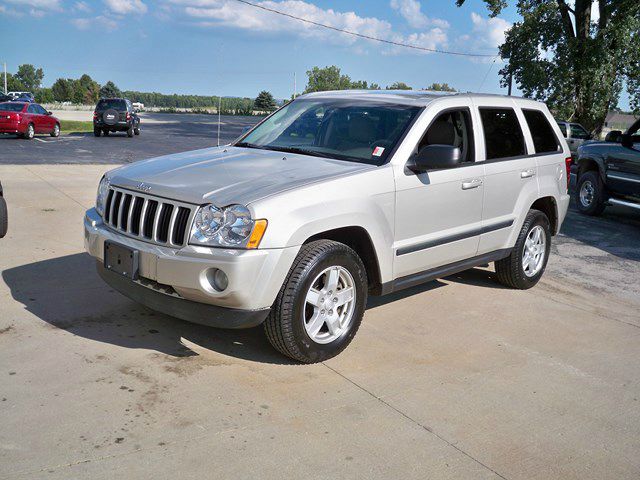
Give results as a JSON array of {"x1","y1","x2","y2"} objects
[
  {"x1": 97, "y1": 99, "x2": 126, "y2": 110},
  {"x1": 523, "y1": 109, "x2": 561, "y2": 153},
  {"x1": 0, "y1": 103, "x2": 25, "y2": 112},
  {"x1": 480, "y1": 108, "x2": 526, "y2": 160}
]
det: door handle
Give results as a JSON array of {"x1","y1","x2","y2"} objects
[
  {"x1": 461, "y1": 179, "x2": 483, "y2": 190},
  {"x1": 521, "y1": 169, "x2": 536, "y2": 179}
]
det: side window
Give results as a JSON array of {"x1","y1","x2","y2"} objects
[
  {"x1": 570, "y1": 124, "x2": 590, "y2": 139},
  {"x1": 479, "y1": 108, "x2": 526, "y2": 160},
  {"x1": 36, "y1": 105, "x2": 48, "y2": 115},
  {"x1": 416, "y1": 109, "x2": 474, "y2": 163},
  {"x1": 523, "y1": 109, "x2": 561, "y2": 154},
  {"x1": 27, "y1": 104, "x2": 37, "y2": 114}
]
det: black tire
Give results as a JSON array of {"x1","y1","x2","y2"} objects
[
  {"x1": 126, "y1": 126, "x2": 134, "y2": 137},
  {"x1": 264, "y1": 240, "x2": 368, "y2": 364},
  {"x1": 24, "y1": 123, "x2": 35, "y2": 140},
  {"x1": 0, "y1": 196, "x2": 7, "y2": 238},
  {"x1": 103, "y1": 130, "x2": 109, "y2": 136},
  {"x1": 495, "y1": 209, "x2": 551, "y2": 290},
  {"x1": 50, "y1": 123, "x2": 60, "y2": 137},
  {"x1": 575, "y1": 170, "x2": 606, "y2": 216},
  {"x1": 93, "y1": 127, "x2": 101, "y2": 137},
  {"x1": 134, "y1": 127, "x2": 140, "y2": 135}
]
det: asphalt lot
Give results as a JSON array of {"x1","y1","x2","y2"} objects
[
  {"x1": 0, "y1": 164, "x2": 639, "y2": 479},
  {"x1": 0, "y1": 113, "x2": 261, "y2": 164}
]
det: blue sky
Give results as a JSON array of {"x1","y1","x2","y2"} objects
[
  {"x1": 0, "y1": 0, "x2": 520, "y2": 98},
  {"x1": 0, "y1": 0, "x2": 629, "y2": 108}
]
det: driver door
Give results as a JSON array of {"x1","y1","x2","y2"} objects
[
  {"x1": 605, "y1": 120, "x2": 640, "y2": 196},
  {"x1": 393, "y1": 106, "x2": 484, "y2": 280}
]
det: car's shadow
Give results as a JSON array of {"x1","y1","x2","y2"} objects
[
  {"x1": 2, "y1": 253, "x2": 295, "y2": 365},
  {"x1": 2, "y1": 252, "x2": 504, "y2": 364}
]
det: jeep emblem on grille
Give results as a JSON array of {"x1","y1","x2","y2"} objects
[{"x1": 135, "y1": 182, "x2": 151, "y2": 192}]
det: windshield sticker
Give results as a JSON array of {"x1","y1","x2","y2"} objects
[{"x1": 372, "y1": 146, "x2": 385, "y2": 157}]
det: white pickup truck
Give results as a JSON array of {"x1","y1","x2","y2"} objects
[{"x1": 85, "y1": 90, "x2": 571, "y2": 363}]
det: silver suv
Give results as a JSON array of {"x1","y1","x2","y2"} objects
[{"x1": 84, "y1": 91, "x2": 571, "y2": 363}]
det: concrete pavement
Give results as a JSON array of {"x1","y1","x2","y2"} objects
[{"x1": 0, "y1": 165, "x2": 639, "y2": 479}]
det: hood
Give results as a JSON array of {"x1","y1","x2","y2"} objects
[{"x1": 108, "y1": 146, "x2": 374, "y2": 206}]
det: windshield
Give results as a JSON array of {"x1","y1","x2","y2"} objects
[
  {"x1": 237, "y1": 99, "x2": 421, "y2": 165},
  {"x1": 0, "y1": 103, "x2": 25, "y2": 112},
  {"x1": 96, "y1": 99, "x2": 126, "y2": 111}
]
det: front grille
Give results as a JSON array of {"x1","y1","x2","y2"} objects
[{"x1": 104, "y1": 186, "x2": 196, "y2": 247}]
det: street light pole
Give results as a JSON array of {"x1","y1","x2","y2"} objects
[{"x1": 3, "y1": 63, "x2": 7, "y2": 95}]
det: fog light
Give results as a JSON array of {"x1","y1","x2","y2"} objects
[{"x1": 207, "y1": 268, "x2": 228, "y2": 292}]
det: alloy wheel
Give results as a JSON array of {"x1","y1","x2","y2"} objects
[{"x1": 522, "y1": 225, "x2": 546, "y2": 278}]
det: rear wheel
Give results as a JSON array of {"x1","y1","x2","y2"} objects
[
  {"x1": 103, "y1": 130, "x2": 109, "y2": 136},
  {"x1": 264, "y1": 240, "x2": 368, "y2": 363},
  {"x1": 24, "y1": 123, "x2": 35, "y2": 140},
  {"x1": 126, "y1": 126, "x2": 134, "y2": 137},
  {"x1": 495, "y1": 209, "x2": 551, "y2": 290},
  {"x1": 50, "y1": 123, "x2": 60, "y2": 137},
  {"x1": 93, "y1": 127, "x2": 101, "y2": 137},
  {"x1": 0, "y1": 196, "x2": 7, "y2": 238},
  {"x1": 134, "y1": 127, "x2": 140, "y2": 135},
  {"x1": 575, "y1": 171, "x2": 605, "y2": 216}
]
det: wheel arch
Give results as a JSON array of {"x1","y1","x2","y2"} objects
[
  {"x1": 576, "y1": 156, "x2": 604, "y2": 181},
  {"x1": 530, "y1": 196, "x2": 558, "y2": 235},
  {"x1": 304, "y1": 226, "x2": 383, "y2": 295}
]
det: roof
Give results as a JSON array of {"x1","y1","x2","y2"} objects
[{"x1": 299, "y1": 89, "x2": 535, "y2": 107}]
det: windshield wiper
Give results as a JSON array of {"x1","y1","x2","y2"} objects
[
  {"x1": 260, "y1": 145, "x2": 333, "y2": 158},
  {"x1": 234, "y1": 142, "x2": 261, "y2": 149}
]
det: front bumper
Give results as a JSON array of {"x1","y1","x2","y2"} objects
[{"x1": 84, "y1": 208, "x2": 299, "y2": 328}]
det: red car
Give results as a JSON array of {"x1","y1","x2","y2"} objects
[{"x1": 0, "y1": 102, "x2": 60, "y2": 139}]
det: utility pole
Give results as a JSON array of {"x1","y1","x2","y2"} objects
[
  {"x1": 3, "y1": 63, "x2": 7, "y2": 95},
  {"x1": 217, "y1": 95, "x2": 221, "y2": 147}
]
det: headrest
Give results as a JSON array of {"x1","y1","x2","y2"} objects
[{"x1": 426, "y1": 120, "x2": 455, "y2": 145}]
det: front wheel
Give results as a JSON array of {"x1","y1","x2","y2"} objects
[
  {"x1": 50, "y1": 123, "x2": 60, "y2": 137},
  {"x1": 264, "y1": 240, "x2": 368, "y2": 363},
  {"x1": 126, "y1": 126, "x2": 134, "y2": 137},
  {"x1": 575, "y1": 171, "x2": 605, "y2": 216},
  {"x1": 134, "y1": 127, "x2": 140, "y2": 135},
  {"x1": 495, "y1": 209, "x2": 551, "y2": 290}
]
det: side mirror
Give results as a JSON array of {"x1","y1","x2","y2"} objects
[
  {"x1": 604, "y1": 130, "x2": 622, "y2": 142},
  {"x1": 621, "y1": 133, "x2": 633, "y2": 148},
  {"x1": 47, "y1": 111, "x2": 53, "y2": 116},
  {"x1": 407, "y1": 144, "x2": 462, "y2": 173}
]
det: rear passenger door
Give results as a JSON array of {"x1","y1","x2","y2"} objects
[{"x1": 474, "y1": 100, "x2": 539, "y2": 255}]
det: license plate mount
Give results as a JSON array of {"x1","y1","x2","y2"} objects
[{"x1": 104, "y1": 241, "x2": 139, "y2": 280}]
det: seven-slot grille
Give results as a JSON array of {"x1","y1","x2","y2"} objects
[{"x1": 103, "y1": 186, "x2": 196, "y2": 247}]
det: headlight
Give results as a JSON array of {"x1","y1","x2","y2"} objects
[
  {"x1": 96, "y1": 176, "x2": 110, "y2": 217},
  {"x1": 189, "y1": 204, "x2": 267, "y2": 248}
]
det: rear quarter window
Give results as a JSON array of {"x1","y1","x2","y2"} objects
[
  {"x1": 523, "y1": 109, "x2": 561, "y2": 154},
  {"x1": 479, "y1": 108, "x2": 526, "y2": 160}
]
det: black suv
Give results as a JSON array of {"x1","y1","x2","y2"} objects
[
  {"x1": 93, "y1": 98, "x2": 140, "y2": 137},
  {"x1": 571, "y1": 118, "x2": 640, "y2": 215}
]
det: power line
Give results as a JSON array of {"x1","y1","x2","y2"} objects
[{"x1": 231, "y1": 0, "x2": 498, "y2": 58}]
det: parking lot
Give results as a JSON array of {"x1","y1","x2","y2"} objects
[
  {"x1": 0, "y1": 112, "x2": 260, "y2": 164},
  {"x1": 0, "y1": 153, "x2": 639, "y2": 478}
]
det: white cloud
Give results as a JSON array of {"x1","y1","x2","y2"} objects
[
  {"x1": 2, "y1": 0, "x2": 61, "y2": 10},
  {"x1": 29, "y1": 8, "x2": 46, "y2": 17},
  {"x1": 71, "y1": 15, "x2": 118, "y2": 30},
  {"x1": 73, "y1": 1, "x2": 92, "y2": 13},
  {"x1": 458, "y1": 12, "x2": 510, "y2": 59},
  {"x1": 390, "y1": 0, "x2": 449, "y2": 29},
  {"x1": 169, "y1": 0, "x2": 448, "y2": 54},
  {"x1": 104, "y1": 0, "x2": 148, "y2": 14}
]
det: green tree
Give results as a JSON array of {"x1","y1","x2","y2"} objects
[
  {"x1": 51, "y1": 78, "x2": 74, "y2": 102},
  {"x1": 5, "y1": 73, "x2": 26, "y2": 92},
  {"x1": 305, "y1": 66, "x2": 353, "y2": 93},
  {"x1": 254, "y1": 90, "x2": 276, "y2": 111},
  {"x1": 99, "y1": 81, "x2": 122, "y2": 98},
  {"x1": 386, "y1": 82, "x2": 412, "y2": 90},
  {"x1": 14, "y1": 64, "x2": 44, "y2": 92},
  {"x1": 35, "y1": 88, "x2": 55, "y2": 104},
  {"x1": 424, "y1": 83, "x2": 456, "y2": 92},
  {"x1": 456, "y1": 0, "x2": 640, "y2": 134}
]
